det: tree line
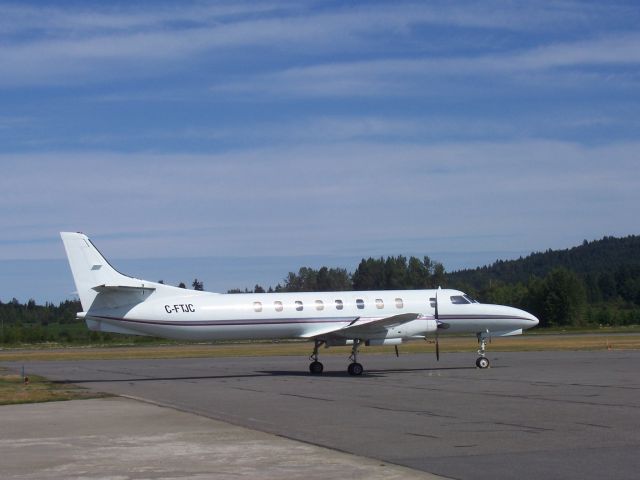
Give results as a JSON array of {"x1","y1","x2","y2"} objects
[{"x1": 1, "y1": 235, "x2": 638, "y2": 344}]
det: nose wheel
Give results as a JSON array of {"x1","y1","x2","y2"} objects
[
  {"x1": 476, "y1": 333, "x2": 490, "y2": 369},
  {"x1": 476, "y1": 356, "x2": 490, "y2": 368}
]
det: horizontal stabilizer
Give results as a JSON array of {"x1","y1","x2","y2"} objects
[{"x1": 92, "y1": 284, "x2": 157, "y2": 293}]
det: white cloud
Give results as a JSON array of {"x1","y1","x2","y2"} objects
[
  {"x1": 209, "y1": 31, "x2": 640, "y2": 98},
  {"x1": 1, "y1": 140, "x2": 638, "y2": 259},
  {"x1": 1, "y1": 1, "x2": 636, "y2": 87}
]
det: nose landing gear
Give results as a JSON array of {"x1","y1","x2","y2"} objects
[{"x1": 476, "y1": 333, "x2": 490, "y2": 369}]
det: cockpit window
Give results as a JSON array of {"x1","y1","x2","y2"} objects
[
  {"x1": 463, "y1": 294, "x2": 479, "y2": 304},
  {"x1": 450, "y1": 295, "x2": 470, "y2": 304}
]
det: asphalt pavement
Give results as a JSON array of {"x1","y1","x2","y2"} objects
[{"x1": 3, "y1": 349, "x2": 640, "y2": 479}]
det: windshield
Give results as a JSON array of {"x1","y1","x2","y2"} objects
[
  {"x1": 450, "y1": 294, "x2": 480, "y2": 304},
  {"x1": 450, "y1": 295, "x2": 470, "y2": 304},
  {"x1": 463, "y1": 294, "x2": 479, "y2": 303}
]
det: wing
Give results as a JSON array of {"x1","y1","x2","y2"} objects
[{"x1": 301, "y1": 313, "x2": 421, "y2": 339}]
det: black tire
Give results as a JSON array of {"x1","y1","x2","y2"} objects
[
  {"x1": 309, "y1": 361, "x2": 324, "y2": 374},
  {"x1": 348, "y1": 362, "x2": 364, "y2": 376},
  {"x1": 476, "y1": 357, "x2": 490, "y2": 369}
]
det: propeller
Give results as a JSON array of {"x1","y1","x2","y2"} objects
[{"x1": 434, "y1": 289, "x2": 440, "y2": 361}]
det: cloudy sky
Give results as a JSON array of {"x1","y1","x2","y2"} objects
[{"x1": 1, "y1": 1, "x2": 639, "y2": 302}]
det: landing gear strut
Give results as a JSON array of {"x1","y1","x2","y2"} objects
[
  {"x1": 309, "y1": 339, "x2": 325, "y2": 374},
  {"x1": 347, "y1": 339, "x2": 364, "y2": 376},
  {"x1": 476, "y1": 333, "x2": 490, "y2": 369}
]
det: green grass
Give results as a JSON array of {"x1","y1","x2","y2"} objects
[
  {"x1": 527, "y1": 324, "x2": 640, "y2": 335},
  {"x1": 0, "y1": 367, "x2": 109, "y2": 405}
]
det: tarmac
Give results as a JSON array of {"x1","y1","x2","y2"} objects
[
  {"x1": 3, "y1": 349, "x2": 640, "y2": 479},
  {"x1": 1, "y1": 397, "x2": 441, "y2": 480}
]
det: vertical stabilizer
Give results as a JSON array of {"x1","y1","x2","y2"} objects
[{"x1": 60, "y1": 232, "x2": 139, "y2": 311}]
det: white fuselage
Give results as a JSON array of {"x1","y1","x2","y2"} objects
[{"x1": 85, "y1": 288, "x2": 539, "y2": 342}]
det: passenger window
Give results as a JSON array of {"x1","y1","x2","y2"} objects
[
  {"x1": 274, "y1": 301, "x2": 283, "y2": 312},
  {"x1": 295, "y1": 300, "x2": 303, "y2": 311},
  {"x1": 375, "y1": 299, "x2": 384, "y2": 309},
  {"x1": 356, "y1": 299, "x2": 365, "y2": 309},
  {"x1": 315, "y1": 300, "x2": 324, "y2": 311},
  {"x1": 450, "y1": 295, "x2": 470, "y2": 304},
  {"x1": 395, "y1": 298, "x2": 404, "y2": 309},
  {"x1": 335, "y1": 299, "x2": 344, "y2": 310},
  {"x1": 253, "y1": 301, "x2": 262, "y2": 313},
  {"x1": 430, "y1": 297, "x2": 436, "y2": 308}
]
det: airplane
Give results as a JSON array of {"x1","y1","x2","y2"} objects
[{"x1": 60, "y1": 232, "x2": 539, "y2": 375}]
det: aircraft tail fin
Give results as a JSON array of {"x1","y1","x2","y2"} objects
[{"x1": 60, "y1": 232, "x2": 158, "y2": 311}]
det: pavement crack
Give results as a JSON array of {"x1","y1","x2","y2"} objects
[
  {"x1": 280, "y1": 393, "x2": 333, "y2": 402},
  {"x1": 406, "y1": 432, "x2": 439, "y2": 439}
]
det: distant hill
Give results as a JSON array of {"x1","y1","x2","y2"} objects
[{"x1": 447, "y1": 235, "x2": 640, "y2": 290}]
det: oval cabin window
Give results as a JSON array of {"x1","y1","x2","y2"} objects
[{"x1": 253, "y1": 301, "x2": 263, "y2": 312}]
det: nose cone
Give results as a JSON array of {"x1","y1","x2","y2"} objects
[{"x1": 518, "y1": 308, "x2": 539, "y2": 329}]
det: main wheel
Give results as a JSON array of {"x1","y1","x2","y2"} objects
[
  {"x1": 309, "y1": 361, "x2": 324, "y2": 374},
  {"x1": 476, "y1": 357, "x2": 490, "y2": 369},
  {"x1": 347, "y1": 362, "x2": 364, "y2": 376}
]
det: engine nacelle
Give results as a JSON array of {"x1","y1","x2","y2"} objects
[{"x1": 389, "y1": 318, "x2": 438, "y2": 338}]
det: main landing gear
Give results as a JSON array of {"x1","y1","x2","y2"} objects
[
  {"x1": 309, "y1": 339, "x2": 325, "y2": 374},
  {"x1": 476, "y1": 333, "x2": 490, "y2": 369},
  {"x1": 308, "y1": 339, "x2": 365, "y2": 376},
  {"x1": 347, "y1": 339, "x2": 364, "y2": 376}
]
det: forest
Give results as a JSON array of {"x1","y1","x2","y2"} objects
[{"x1": 1, "y1": 235, "x2": 638, "y2": 345}]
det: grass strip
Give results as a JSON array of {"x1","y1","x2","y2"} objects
[
  {"x1": 0, "y1": 334, "x2": 639, "y2": 362},
  {"x1": 0, "y1": 367, "x2": 109, "y2": 405}
]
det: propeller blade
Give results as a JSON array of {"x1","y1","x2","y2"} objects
[
  {"x1": 434, "y1": 289, "x2": 440, "y2": 361},
  {"x1": 434, "y1": 289, "x2": 439, "y2": 320},
  {"x1": 395, "y1": 345, "x2": 400, "y2": 357}
]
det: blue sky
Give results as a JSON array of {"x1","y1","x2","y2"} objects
[{"x1": 1, "y1": 1, "x2": 639, "y2": 303}]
